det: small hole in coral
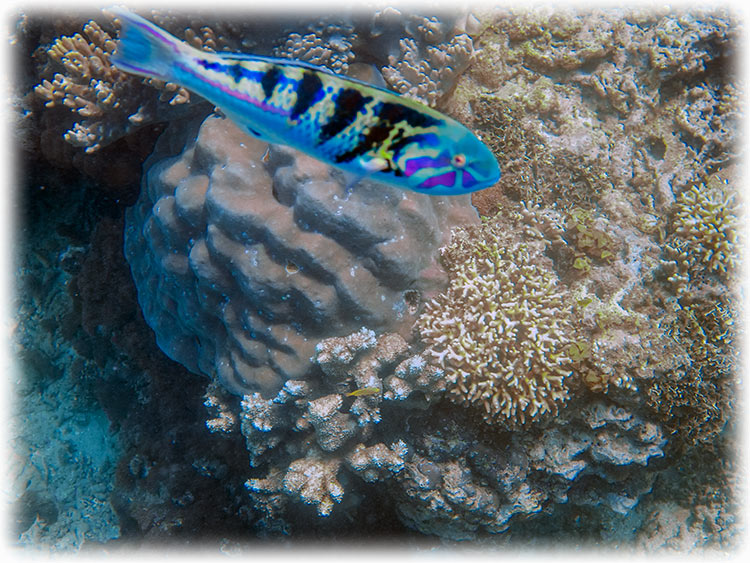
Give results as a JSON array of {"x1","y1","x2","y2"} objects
[
  {"x1": 646, "y1": 136, "x2": 667, "y2": 160},
  {"x1": 403, "y1": 289, "x2": 421, "y2": 314}
]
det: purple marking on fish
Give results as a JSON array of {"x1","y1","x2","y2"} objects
[
  {"x1": 462, "y1": 171, "x2": 478, "y2": 188},
  {"x1": 404, "y1": 155, "x2": 451, "y2": 177},
  {"x1": 418, "y1": 171, "x2": 457, "y2": 189},
  {"x1": 175, "y1": 61, "x2": 290, "y2": 116},
  {"x1": 131, "y1": 17, "x2": 181, "y2": 50},
  {"x1": 119, "y1": 61, "x2": 160, "y2": 75}
]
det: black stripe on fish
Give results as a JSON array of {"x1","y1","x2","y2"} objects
[
  {"x1": 197, "y1": 58, "x2": 263, "y2": 83},
  {"x1": 333, "y1": 102, "x2": 442, "y2": 163},
  {"x1": 376, "y1": 101, "x2": 441, "y2": 129},
  {"x1": 334, "y1": 122, "x2": 394, "y2": 166},
  {"x1": 290, "y1": 70, "x2": 324, "y2": 121},
  {"x1": 389, "y1": 132, "x2": 441, "y2": 158},
  {"x1": 197, "y1": 58, "x2": 220, "y2": 72},
  {"x1": 318, "y1": 88, "x2": 372, "y2": 144},
  {"x1": 229, "y1": 62, "x2": 244, "y2": 83},
  {"x1": 261, "y1": 65, "x2": 283, "y2": 99}
]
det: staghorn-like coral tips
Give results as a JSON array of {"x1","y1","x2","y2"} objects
[
  {"x1": 34, "y1": 17, "x2": 190, "y2": 153},
  {"x1": 382, "y1": 33, "x2": 475, "y2": 106},
  {"x1": 417, "y1": 219, "x2": 574, "y2": 425},
  {"x1": 672, "y1": 179, "x2": 738, "y2": 278},
  {"x1": 282, "y1": 456, "x2": 344, "y2": 517}
]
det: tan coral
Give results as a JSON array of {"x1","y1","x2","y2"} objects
[
  {"x1": 382, "y1": 33, "x2": 474, "y2": 106},
  {"x1": 282, "y1": 456, "x2": 344, "y2": 517},
  {"x1": 417, "y1": 221, "x2": 574, "y2": 425},
  {"x1": 305, "y1": 394, "x2": 357, "y2": 452},
  {"x1": 203, "y1": 381, "x2": 237, "y2": 434},
  {"x1": 313, "y1": 327, "x2": 378, "y2": 380},
  {"x1": 34, "y1": 16, "x2": 190, "y2": 153},
  {"x1": 273, "y1": 26, "x2": 357, "y2": 74},
  {"x1": 346, "y1": 442, "x2": 405, "y2": 482},
  {"x1": 672, "y1": 179, "x2": 738, "y2": 277}
]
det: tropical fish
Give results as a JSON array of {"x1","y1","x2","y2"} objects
[
  {"x1": 110, "y1": 8, "x2": 500, "y2": 195},
  {"x1": 346, "y1": 387, "x2": 381, "y2": 397}
]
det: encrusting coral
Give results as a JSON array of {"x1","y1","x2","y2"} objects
[{"x1": 417, "y1": 218, "x2": 574, "y2": 425}]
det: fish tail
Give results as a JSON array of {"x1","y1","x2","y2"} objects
[{"x1": 110, "y1": 7, "x2": 188, "y2": 82}]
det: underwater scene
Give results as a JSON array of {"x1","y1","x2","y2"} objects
[{"x1": 7, "y1": 2, "x2": 742, "y2": 554}]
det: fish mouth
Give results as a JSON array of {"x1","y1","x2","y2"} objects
[{"x1": 469, "y1": 157, "x2": 501, "y2": 184}]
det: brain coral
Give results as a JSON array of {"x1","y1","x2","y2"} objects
[
  {"x1": 124, "y1": 113, "x2": 478, "y2": 397},
  {"x1": 416, "y1": 219, "x2": 574, "y2": 425}
]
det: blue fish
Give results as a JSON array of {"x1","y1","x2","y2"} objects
[{"x1": 110, "y1": 8, "x2": 500, "y2": 195}]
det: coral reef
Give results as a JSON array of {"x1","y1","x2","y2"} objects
[
  {"x1": 665, "y1": 177, "x2": 739, "y2": 290},
  {"x1": 382, "y1": 33, "x2": 475, "y2": 106},
  {"x1": 272, "y1": 20, "x2": 357, "y2": 74},
  {"x1": 390, "y1": 399, "x2": 668, "y2": 540},
  {"x1": 33, "y1": 16, "x2": 190, "y2": 154},
  {"x1": 282, "y1": 457, "x2": 345, "y2": 517},
  {"x1": 645, "y1": 296, "x2": 737, "y2": 448},
  {"x1": 370, "y1": 9, "x2": 480, "y2": 106},
  {"x1": 13, "y1": 5, "x2": 740, "y2": 552},
  {"x1": 233, "y1": 326, "x2": 670, "y2": 540},
  {"x1": 11, "y1": 170, "x2": 124, "y2": 550},
  {"x1": 27, "y1": 6, "x2": 482, "y2": 164},
  {"x1": 448, "y1": 8, "x2": 739, "y2": 218},
  {"x1": 124, "y1": 113, "x2": 478, "y2": 397},
  {"x1": 417, "y1": 218, "x2": 574, "y2": 425}
]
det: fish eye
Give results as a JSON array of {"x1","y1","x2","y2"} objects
[{"x1": 452, "y1": 154, "x2": 466, "y2": 168}]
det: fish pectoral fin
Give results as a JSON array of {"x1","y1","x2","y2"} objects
[
  {"x1": 245, "y1": 125, "x2": 275, "y2": 142},
  {"x1": 343, "y1": 172, "x2": 364, "y2": 195},
  {"x1": 356, "y1": 155, "x2": 389, "y2": 175},
  {"x1": 341, "y1": 157, "x2": 389, "y2": 194}
]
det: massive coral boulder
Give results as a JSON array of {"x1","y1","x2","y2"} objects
[{"x1": 124, "y1": 114, "x2": 478, "y2": 396}]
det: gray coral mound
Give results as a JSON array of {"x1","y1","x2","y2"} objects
[{"x1": 124, "y1": 114, "x2": 478, "y2": 396}]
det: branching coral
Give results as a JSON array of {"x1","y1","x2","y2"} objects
[
  {"x1": 346, "y1": 442, "x2": 406, "y2": 482},
  {"x1": 282, "y1": 456, "x2": 345, "y2": 517},
  {"x1": 565, "y1": 208, "x2": 619, "y2": 267},
  {"x1": 672, "y1": 179, "x2": 738, "y2": 278},
  {"x1": 382, "y1": 33, "x2": 474, "y2": 106},
  {"x1": 34, "y1": 17, "x2": 189, "y2": 153},
  {"x1": 646, "y1": 296, "x2": 737, "y2": 447},
  {"x1": 417, "y1": 220, "x2": 574, "y2": 425},
  {"x1": 272, "y1": 21, "x2": 357, "y2": 74}
]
